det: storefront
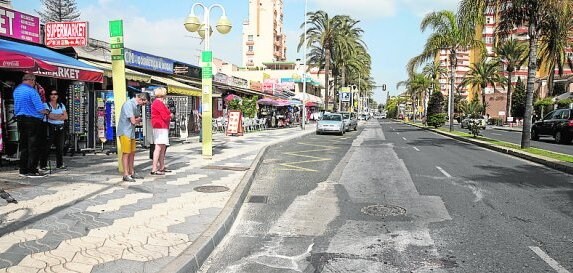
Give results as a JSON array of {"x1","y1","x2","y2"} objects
[{"x1": 0, "y1": 38, "x2": 104, "y2": 160}]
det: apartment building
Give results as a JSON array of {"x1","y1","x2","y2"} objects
[{"x1": 242, "y1": 0, "x2": 287, "y2": 68}]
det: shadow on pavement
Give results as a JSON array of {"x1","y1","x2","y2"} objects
[
  {"x1": 468, "y1": 164, "x2": 573, "y2": 190},
  {"x1": 406, "y1": 138, "x2": 482, "y2": 150}
]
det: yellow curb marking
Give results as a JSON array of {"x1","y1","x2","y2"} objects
[{"x1": 277, "y1": 142, "x2": 337, "y2": 172}]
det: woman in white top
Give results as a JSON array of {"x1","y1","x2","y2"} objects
[{"x1": 39, "y1": 90, "x2": 68, "y2": 170}]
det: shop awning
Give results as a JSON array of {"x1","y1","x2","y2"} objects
[
  {"x1": 173, "y1": 76, "x2": 222, "y2": 98},
  {"x1": 0, "y1": 39, "x2": 104, "y2": 83},
  {"x1": 80, "y1": 60, "x2": 151, "y2": 83},
  {"x1": 151, "y1": 76, "x2": 201, "y2": 97}
]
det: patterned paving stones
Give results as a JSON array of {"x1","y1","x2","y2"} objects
[{"x1": 0, "y1": 127, "x2": 313, "y2": 272}]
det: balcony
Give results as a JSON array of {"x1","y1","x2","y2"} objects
[
  {"x1": 246, "y1": 51, "x2": 255, "y2": 56},
  {"x1": 246, "y1": 40, "x2": 254, "y2": 45}
]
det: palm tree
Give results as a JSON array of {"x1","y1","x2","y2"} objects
[
  {"x1": 459, "y1": 56, "x2": 505, "y2": 114},
  {"x1": 458, "y1": 0, "x2": 570, "y2": 148},
  {"x1": 300, "y1": 11, "x2": 366, "y2": 111},
  {"x1": 421, "y1": 61, "x2": 448, "y2": 115},
  {"x1": 494, "y1": 38, "x2": 528, "y2": 123},
  {"x1": 397, "y1": 73, "x2": 432, "y2": 121},
  {"x1": 407, "y1": 10, "x2": 483, "y2": 131},
  {"x1": 538, "y1": 5, "x2": 573, "y2": 97}
]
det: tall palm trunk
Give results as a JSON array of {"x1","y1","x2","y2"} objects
[
  {"x1": 505, "y1": 69, "x2": 513, "y2": 123},
  {"x1": 324, "y1": 48, "x2": 331, "y2": 111},
  {"x1": 547, "y1": 62, "x2": 556, "y2": 97},
  {"x1": 481, "y1": 84, "x2": 486, "y2": 114},
  {"x1": 522, "y1": 22, "x2": 538, "y2": 149}
]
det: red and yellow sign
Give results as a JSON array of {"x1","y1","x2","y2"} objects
[{"x1": 45, "y1": 22, "x2": 88, "y2": 47}]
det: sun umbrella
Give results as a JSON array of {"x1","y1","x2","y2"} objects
[
  {"x1": 224, "y1": 94, "x2": 242, "y2": 102},
  {"x1": 257, "y1": 98, "x2": 276, "y2": 105},
  {"x1": 0, "y1": 50, "x2": 58, "y2": 72}
]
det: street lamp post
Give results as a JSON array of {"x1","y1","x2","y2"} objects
[
  {"x1": 448, "y1": 49, "x2": 457, "y2": 132},
  {"x1": 301, "y1": 0, "x2": 308, "y2": 130},
  {"x1": 184, "y1": 3, "x2": 232, "y2": 159}
]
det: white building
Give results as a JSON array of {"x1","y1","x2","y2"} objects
[{"x1": 242, "y1": 0, "x2": 287, "y2": 68}]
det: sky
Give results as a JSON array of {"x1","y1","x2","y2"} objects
[{"x1": 12, "y1": 0, "x2": 459, "y2": 104}]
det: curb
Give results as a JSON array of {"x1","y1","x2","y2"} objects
[
  {"x1": 159, "y1": 128, "x2": 314, "y2": 273},
  {"x1": 491, "y1": 126, "x2": 522, "y2": 132},
  {"x1": 406, "y1": 123, "x2": 573, "y2": 176}
]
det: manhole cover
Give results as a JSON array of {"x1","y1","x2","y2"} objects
[
  {"x1": 201, "y1": 165, "x2": 250, "y2": 171},
  {"x1": 194, "y1": 186, "x2": 230, "y2": 193},
  {"x1": 361, "y1": 204, "x2": 406, "y2": 217}
]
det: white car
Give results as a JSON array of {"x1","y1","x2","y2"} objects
[{"x1": 460, "y1": 116, "x2": 486, "y2": 129}]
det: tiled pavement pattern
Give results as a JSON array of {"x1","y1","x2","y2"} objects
[{"x1": 0, "y1": 126, "x2": 313, "y2": 273}]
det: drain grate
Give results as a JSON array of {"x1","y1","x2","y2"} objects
[
  {"x1": 361, "y1": 204, "x2": 406, "y2": 217},
  {"x1": 201, "y1": 165, "x2": 250, "y2": 171},
  {"x1": 193, "y1": 185, "x2": 230, "y2": 193},
  {"x1": 247, "y1": 195, "x2": 268, "y2": 203}
]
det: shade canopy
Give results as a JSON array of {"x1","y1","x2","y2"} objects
[
  {"x1": 0, "y1": 50, "x2": 58, "y2": 72},
  {"x1": 0, "y1": 39, "x2": 104, "y2": 82},
  {"x1": 151, "y1": 76, "x2": 201, "y2": 97}
]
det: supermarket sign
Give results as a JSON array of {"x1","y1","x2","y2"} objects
[{"x1": 45, "y1": 21, "x2": 89, "y2": 47}]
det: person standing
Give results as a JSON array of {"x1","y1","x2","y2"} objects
[
  {"x1": 13, "y1": 74, "x2": 49, "y2": 178},
  {"x1": 150, "y1": 88, "x2": 172, "y2": 175},
  {"x1": 117, "y1": 93, "x2": 148, "y2": 182},
  {"x1": 39, "y1": 89, "x2": 68, "y2": 171}
]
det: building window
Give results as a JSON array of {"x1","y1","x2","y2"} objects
[
  {"x1": 567, "y1": 52, "x2": 573, "y2": 60},
  {"x1": 248, "y1": 35, "x2": 253, "y2": 41},
  {"x1": 485, "y1": 37, "x2": 493, "y2": 44},
  {"x1": 248, "y1": 45, "x2": 254, "y2": 51},
  {"x1": 486, "y1": 17, "x2": 494, "y2": 24}
]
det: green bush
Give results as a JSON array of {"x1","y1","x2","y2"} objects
[
  {"x1": 556, "y1": 98, "x2": 573, "y2": 109},
  {"x1": 427, "y1": 113, "x2": 447, "y2": 128},
  {"x1": 488, "y1": 117, "x2": 503, "y2": 126}
]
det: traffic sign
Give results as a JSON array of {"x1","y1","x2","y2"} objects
[
  {"x1": 202, "y1": 51, "x2": 213, "y2": 62},
  {"x1": 109, "y1": 20, "x2": 123, "y2": 37}
]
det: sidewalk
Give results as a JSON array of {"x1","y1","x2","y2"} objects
[
  {"x1": 489, "y1": 125, "x2": 523, "y2": 132},
  {"x1": 0, "y1": 125, "x2": 314, "y2": 273}
]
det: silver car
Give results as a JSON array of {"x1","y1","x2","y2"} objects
[
  {"x1": 316, "y1": 113, "x2": 345, "y2": 135},
  {"x1": 340, "y1": 112, "x2": 358, "y2": 131}
]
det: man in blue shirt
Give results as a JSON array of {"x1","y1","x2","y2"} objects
[{"x1": 13, "y1": 74, "x2": 49, "y2": 178}]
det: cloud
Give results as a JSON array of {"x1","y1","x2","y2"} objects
[
  {"x1": 401, "y1": 0, "x2": 459, "y2": 17},
  {"x1": 311, "y1": 0, "x2": 396, "y2": 19},
  {"x1": 80, "y1": 1, "x2": 241, "y2": 66},
  {"x1": 307, "y1": 0, "x2": 458, "y2": 19}
]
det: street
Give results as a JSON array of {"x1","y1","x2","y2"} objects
[
  {"x1": 199, "y1": 120, "x2": 573, "y2": 273},
  {"x1": 453, "y1": 125, "x2": 573, "y2": 156}
]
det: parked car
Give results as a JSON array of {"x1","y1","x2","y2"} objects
[
  {"x1": 340, "y1": 112, "x2": 358, "y2": 131},
  {"x1": 460, "y1": 116, "x2": 487, "y2": 130},
  {"x1": 316, "y1": 113, "x2": 345, "y2": 135},
  {"x1": 531, "y1": 108, "x2": 573, "y2": 144}
]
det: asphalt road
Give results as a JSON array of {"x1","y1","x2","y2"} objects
[
  {"x1": 198, "y1": 120, "x2": 573, "y2": 273},
  {"x1": 454, "y1": 125, "x2": 573, "y2": 156}
]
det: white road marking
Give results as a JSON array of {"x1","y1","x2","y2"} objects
[
  {"x1": 529, "y1": 246, "x2": 571, "y2": 273},
  {"x1": 490, "y1": 133, "x2": 503, "y2": 136},
  {"x1": 402, "y1": 137, "x2": 407, "y2": 141},
  {"x1": 396, "y1": 132, "x2": 400, "y2": 135},
  {"x1": 413, "y1": 147, "x2": 420, "y2": 152},
  {"x1": 436, "y1": 166, "x2": 452, "y2": 178}
]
